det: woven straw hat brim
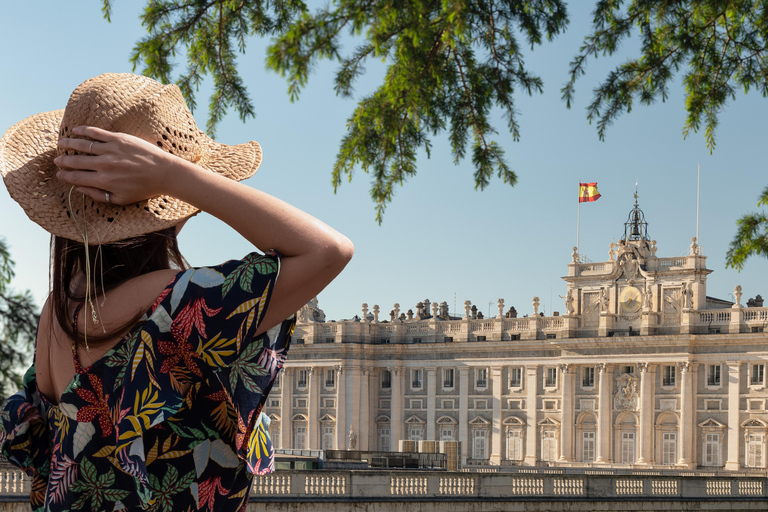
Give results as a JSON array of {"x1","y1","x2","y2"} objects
[{"x1": 1, "y1": 100, "x2": 261, "y2": 244}]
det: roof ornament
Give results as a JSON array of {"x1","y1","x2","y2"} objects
[{"x1": 623, "y1": 184, "x2": 649, "y2": 242}]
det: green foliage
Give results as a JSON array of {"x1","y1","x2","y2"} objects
[
  {"x1": 103, "y1": 0, "x2": 568, "y2": 222},
  {"x1": 726, "y1": 186, "x2": 768, "y2": 270},
  {"x1": 0, "y1": 238, "x2": 39, "y2": 401},
  {"x1": 104, "y1": 0, "x2": 307, "y2": 137},
  {"x1": 563, "y1": 0, "x2": 768, "y2": 152}
]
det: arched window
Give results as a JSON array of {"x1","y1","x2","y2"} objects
[
  {"x1": 319, "y1": 414, "x2": 336, "y2": 451},
  {"x1": 376, "y1": 415, "x2": 391, "y2": 451},
  {"x1": 655, "y1": 412, "x2": 678, "y2": 465},
  {"x1": 615, "y1": 412, "x2": 638, "y2": 465},
  {"x1": 575, "y1": 411, "x2": 597, "y2": 463}
]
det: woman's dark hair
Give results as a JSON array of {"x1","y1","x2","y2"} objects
[{"x1": 51, "y1": 226, "x2": 187, "y2": 347}]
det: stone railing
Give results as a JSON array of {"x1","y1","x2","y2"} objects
[
  {"x1": 1, "y1": 466, "x2": 767, "y2": 509},
  {"x1": 292, "y1": 305, "x2": 768, "y2": 344}
]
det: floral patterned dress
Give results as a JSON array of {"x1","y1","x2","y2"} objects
[{"x1": 0, "y1": 252, "x2": 293, "y2": 511}]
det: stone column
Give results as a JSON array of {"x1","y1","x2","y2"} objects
[
  {"x1": 559, "y1": 364, "x2": 573, "y2": 462},
  {"x1": 595, "y1": 363, "x2": 611, "y2": 463},
  {"x1": 636, "y1": 363, "x2": 652, "y2": 464},
  {"x1": 677, "y1": 362, "x2": 694, "y2": 467},
  {"x1": 280, "y1": 368, "x2": 293, "y2": 449},
  {"x1": 725, "y1": 361, "x2": 742, "y2": 470},
  {"x1": 390, "y1": 367, "x2": 403, "y2": 451},
  {"x1": 427, "y1": 367, "x2": 437, "y2": 440},
  {"x1": 524, "y1": 365, "x2": 539, "y2": 466},
  {"x1": 335, "y1": 365, "x2": 345, "y2": 451},
  {"x1": 459, "y1": 366, "x2": 470, "y2": 466},
  {"x1": 307, "y1": 367, "x2": 319, "y2": 449},
  {"x1": 348, "y1": 367, "x2": 362, "y2": 449},
  {"x1": 490, "y1": 366, "x2": 503, "y2": 465},
  {"x1": 360, "y1": 367, "x2": 371, "y2": 451}
]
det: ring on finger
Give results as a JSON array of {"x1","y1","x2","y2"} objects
[
  {"x1": 88, "y1": 141, "x2": 95, "y2": 154},
  {"x1": 105, "y1": 191, "x2": 111, "y2": 204}
]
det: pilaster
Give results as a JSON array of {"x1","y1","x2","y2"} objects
[
  {"x1": 490, "y1": 366, "x2": 503, "y2": 465},
  {"x1": 725, "y1": 361, "x2": 742, "y2": 470},
  {"x1": 636, "y1": 363, "x2": 653, "y2": 464},
  {"x1": 360, "y1": 367, "x2": 371, "y2": 451},
  {"x1": 459, "y1": 366, "x2": 470, "y2": 466},
  {"x1": 524, "y1": 365, "x2": 539, "y2": 466},
  {"x1": 595, "y1": 363, "x2": 612, "y2": 463},
  {"x1": 335, "y1": 366, "x2": 345, "y2": 450},
  {"x1": 307, "y1": 367, "x2": 319, "y2": 449},
  {"x1": 280, "y1": 368, "x2": 293, "y2": 449},
  {"x1": 390, "y1": 367, "x2": 403, "y2": 450},
  {"x1": 677, "y1": 362, "x2": 695, "y2": 468},
  {"x1": 426, "y1": 367, "x2": 437, "y2": 440},
  {"x1": 559, "y1": 364, "x2": 574, "y2": 462}
]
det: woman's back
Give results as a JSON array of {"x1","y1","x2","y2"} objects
[
  {"x1": 5, "y1": 254, "x2": 293, "y2": 511},
  {"x1": 36, "y1": 268, "x2": 180, "y2": 406}
]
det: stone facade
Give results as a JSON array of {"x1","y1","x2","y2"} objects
[{"x1": 266, "y1": 201, "x2": 768, "y2": 471}]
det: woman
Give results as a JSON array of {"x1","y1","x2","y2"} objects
[{"x1": 0, "y1": 73, "x2": 353, "y2": 511}]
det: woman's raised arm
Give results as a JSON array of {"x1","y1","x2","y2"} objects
[{"x1": 55, "y1": 125, "x2": 353, "y2": 334}]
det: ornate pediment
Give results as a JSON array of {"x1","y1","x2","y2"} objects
[
  {"x1": 537, "y1": 417, "x2": 560, "y2": 427},
  {"x1": 291, "y1": 413, "x2": 308, "y2": 422},
  {"x1": 469, "y1": 416, "x2": 491, "y2": 426},
  {"x1": 437, "y1": 416, "x2": 457, "y2": 425},
  {"x1": 319, "y1": 414, "x2": 336, "y2": 423},
  {"x1": 741, "y1": 418, "x2": 768, "y2": 429},
  {"x1": 699, "y1": 418, "x2": 725, "y2": 430},
  {"x1": 503, "y1": 416, "x2": 525, "y2": 426},
  {"x1": 405, "y1": 415, "x2": 425, "y2": 424},
  {"x1": 375, "y1": 415, "x2": 391, "y2": 424}
]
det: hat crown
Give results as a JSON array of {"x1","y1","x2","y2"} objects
[{"x1": 58, "y1": 73, "x2": 204, "y2": 164}]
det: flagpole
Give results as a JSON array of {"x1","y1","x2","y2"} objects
[
  {"x1": 696, "y1": 163, "x2": 700, "y2": 247},
  {"x1": 577, "y1": 180, "x2": 581, "y2": 256}
]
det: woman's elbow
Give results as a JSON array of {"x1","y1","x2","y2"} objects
[{"x1": 329, "y1": 234, "x2": 354, "y2": 271}]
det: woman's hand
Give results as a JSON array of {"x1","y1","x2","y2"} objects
[{"x1": 55, "y1": 126, "x2": 177, "y2": 205}]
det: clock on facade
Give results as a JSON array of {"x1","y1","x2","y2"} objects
[{"x1": 620, "y1": 286, "x2": 642, "y2": 314}]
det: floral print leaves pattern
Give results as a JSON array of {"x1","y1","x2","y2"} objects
[
  {"x1": 0, "y1": 253, "x2": 292, "y2": 512},
  {"x1": 70, "y1": 459, "x2": 131, "y2": 511}
]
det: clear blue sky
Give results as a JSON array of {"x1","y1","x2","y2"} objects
[{"x1": 1, "y1": 2, "x2": 766, "y2": 321}]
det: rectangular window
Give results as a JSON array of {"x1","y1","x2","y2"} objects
[
  {"x1": 294, "y1": 425, "x2": 307, "y2": 450},
  {"x1": 509, "y1": 367, "x2": 522, "y2": 388},
  {"x1": 412, "y1": 369, "x2": 423, "y2": 388},
  {"x1": 704, "y1": 433, "x2": 721, "y2": 466},
  {"x1": 541, "y1": 430, "x2": 557, "y2": 462},
  {"x1": 582, "y1": 432, "x2": 595, "y2": 463},
  {"x1": 663, "y1": 365, "x2": 676, "y2": 387},
  {"x1": 297, "y1": 370, "x2": 308, "y2": 388},
  {"x1": 475, "y1": 399, "x2": 487, "y2": 410},
  {"x1": 582, "y1": 367, "x2": 595, "y2": 388},
  {"x1": 623, "y1": 366, "x2": 635, "y2": 375},
  {"x1": 507, "y1": 430, "x2": 523, "y2": 461},
  {"x1": 443, "y1": 368, "x2": 455, "y2": 388},
  {"x1": 476, "y1": 335, "x2": 486, "y2": 342},
  {"x1": 274, "y1": 373, "x2": 281, "y2": 388},
  {"x1": 545, "y1": 367, "x2": 557, "y2": 387},
  {"x1": 410, "y1": 399, "x2": 423, "y2": 409},
  {"x1": 269, "y1": 398, "x2": 280, "y2": 408},
  {"x1": 325, "y1": 369, "x2": 335, "y2": 388},
  {"x1": 662, "y1": 432, "x2": 677, "y2": 465},
  {"x1": 476, "y1": 368, "x2": 488, "y2": 388},
  {"x1": 378, "y1": 427, "x2": 391, "y2": 451},
  {"x1": 747, "y1": 434, "x2": 765, "y2": 468},
  {"x1": 621, "y1": 432, "x2": 636, "y2": 464},
  {"x1": 708, "y1": 364, "x2": 721, "y2": 386},
  {"x1": 379, "y1": 399, "x2": 391, "y2": 410},
  {"x1": 752, "y1": 364, "x2": 765, "y2": 386},
  {"x1": 295, "y1": 398, "x2": 307, "y2": 408},
  {"x1": 381, "y1": 370, "x2": 392, "y2": 389},
  {"x1": 441, "y1": 425, "x2": 455, "y2": 441},
  {"x1": 321, "y1": 426, "x2": 335, "y2": 450},
  {"x1": 442, "y1": 399, "x2": 455, "y2": 410},
  {"x1": 323, "y1": 398, "x2": 336, "y2": 408},
  {"x1": 473, "y1": 429, "x2": 487, "y2": 459},
  {"x1": 408, "y1": 426, "x2": 423, "y2": 441}
]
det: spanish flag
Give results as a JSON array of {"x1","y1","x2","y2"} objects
[{"x1": 579, "y1": 182, "x2": 601, "y2": 203}]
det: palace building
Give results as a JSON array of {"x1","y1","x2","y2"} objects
[{"x1": 265, "y1": 199, "x2": 768, "y2": 470}]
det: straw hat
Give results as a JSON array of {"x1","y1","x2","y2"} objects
[{"x1": 0, "y1": 73, "x2": 262, "y2": 243}]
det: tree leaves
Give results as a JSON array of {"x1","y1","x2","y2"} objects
[
  {"x1": 103, "y1": 0, "x2": 567, "y2": 222},
  {"x1": 563, "y1": 0, "x2": 768, "y2": 153},
  {"x1": 0, "y1": 237, "x2": 38, "y2": 401},
  {"x1": 726, "y1": 186, "x2": 768, "y2": 270}
]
